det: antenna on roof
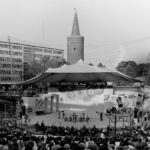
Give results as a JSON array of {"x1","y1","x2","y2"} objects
[{"x1": 43, "y1": 22, "x2": 44, "y2": 47}]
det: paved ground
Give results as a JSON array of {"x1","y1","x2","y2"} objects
[{"x1": 28, "y1": 111, "x2": 132, "y2": 129}]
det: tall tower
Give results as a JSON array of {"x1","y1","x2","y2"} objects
[{"x1": 67, "y1": 10, "x2": 84, "y2": 65}]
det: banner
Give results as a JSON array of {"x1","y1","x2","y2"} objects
[
  {"x1": 103, "y1": 94, "x2": 138, "y2": 109},
  {"x1": 35, "y1": 98, "x2": 44, "y2": 112}
]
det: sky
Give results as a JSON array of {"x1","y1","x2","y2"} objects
[{"x1": 0, "y1": 0, "x2": 150, "y2": 66}]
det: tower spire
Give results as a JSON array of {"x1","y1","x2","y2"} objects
[{"x1": 71, "y1": 9, "x2": 80, "y2": 36}]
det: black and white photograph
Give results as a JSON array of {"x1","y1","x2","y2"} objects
[{"x1": 0, "y1": 0, "x2": 150, "y2": 150}]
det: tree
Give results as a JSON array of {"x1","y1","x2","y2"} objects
[
  {"x1": 137, "y1": 63, "x2": 149, "y2": 77},
  {"x1": 146, "y1": 65, "x2": 150, "y2": 85},
  {"x1": 88, "y1": 63, "x2": 94, "y2": 66},
  {"x1": 24, "y1": 57, "x2": 66, "y2": 80},
  {"x1": 97, "y1": 63, "x2": 105, "y2": 67},
  {"x1": 122, "y1": 64, "x2": 137, "y2": 78},
  {"x1": 117, "y1": 61, "x2": 138, "y2": 77},
  {"x1": 24, "y1": 62, "x2": 35, "y2": 80}
]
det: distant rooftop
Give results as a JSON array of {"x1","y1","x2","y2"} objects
[{"x1": 0, "y1": 40, "x2": 64, "y2": 51}]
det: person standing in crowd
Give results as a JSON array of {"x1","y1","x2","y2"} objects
[
  {"x1": 82, "y1": 112, "x2": 85, "y2": 120},
  {"x1": 58, "y1": 111, "x2": 61, "y2": 119},
  {"x1": 41, "y1": 121, "x2": 45, "y2": 133},
  {"x1": 62, "y1": 111, "x2": 65, "y2": 118},
  {"x1": 35, "y1": 121, "x2": 40, "y2": 132},
  {"x1": 144, "y1": 113, "x2": 148, "y2": 121},
  {"x1": 100, "y1": 112, "x2": 103, "y2": 121}
]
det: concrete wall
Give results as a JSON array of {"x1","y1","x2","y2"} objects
[
  {"x1": 67, "y1": 36, "x2": 84, "y2": 65},
  {"x1": 113, "y1": 86, "x2": 140, "y2": 95}
]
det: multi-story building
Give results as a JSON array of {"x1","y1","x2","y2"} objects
[
  {"x1": 23, "y1": 44, "x2": 64, "y2": 63},
  {"x1": 0, "y1": 41, "x2": 64, "y2": 84}
]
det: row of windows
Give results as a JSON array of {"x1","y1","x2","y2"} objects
[
  {"x1": 0, "y1": 57, "x2": 22, "y2": 62},
  {"x1": 0, "y1": 50, "x2": 22, "y2": 56},
  {"x1": 12, "y1": 45, "x2": 22, "y2": 49},
  {"x1": 0, "y1": 43, "x2": 63, "y2": 57},
  {"x1": 24, "y1": 53, "x2": 34, "y2": 57},
  {"x1": 0, "y1": 55, "x2": 63, "y2": 64},
  {"x1": 12, "y1": 64, "x2": 23, "y2": 69},
  {"x1": 35, "y1": 55, "x2": 63, "y2": 59},
  {"x1": 34, "y1": 54, "x2": 43, "y2": 58},
  {"x1": 35, "y1": 48, "x2": 63, "y2": 54},
  {"x1": 0, "y1": 77, "x2": 22, "y2": 81},
  {"x1": 44, "y1": 49, "x2": 52, "y2": 53},
  {"x1": 34, "y1": 48, "x2": 43, "y2": 52},
  {"x1": 53, "y1": 56, "x2": 62, "y2": 59},
  {"x1": 0, "y1": 70, "x2": 11, "y2": 74},
  {"x1": 12, "y1": 58, "x2": 22, "y2": 63},
  {"x1": 12, "y1": 71, "x2": 23, "y2": 74},
  {"x1": 0, "y1": 64, "x2": 23, "y2": 69},
  {"x1": 24, "y1": 47, "x2": 63, "y2": 55},
  {"x1": 0, "y1": 70, "x2": 23, "y2": 75},
  {"x1": 0, "y1": 64, "x2": 11, "y2": 68},
  {"x1": 24, "y1": 46, "x2": 33, "y2": 51},
  {"x1": 0, "y1": 43, "x2": 9, "y2": 48},
  {"x1": 53, "y1": 50, "x2": 63, "y2": 54},
  {"x1": 0, "y1": 57, "x2": 10, "y2": 62},
  {"x1": 0, "y1": 46, "x2": 62, "y2": 55},
  {"x1": 0, "y1": 50, "x2": 10, "y2": 55},
  {"x1": 0, "y1": 43, "x2": 23, "y2": 49},
  {"x1": 12, "y1": 52, "x2": 22, "y2": 56},
  {"x1": 24, "y1": 49, "x2": 33, "y2": 53}
]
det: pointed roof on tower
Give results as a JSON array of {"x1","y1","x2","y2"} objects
[{"x1": 71, "y1": 9, "x2": 80, "y2": 36}]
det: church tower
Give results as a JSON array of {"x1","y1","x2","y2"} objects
[{"x1": 67, "y1": 10, "x2": 84, "y2": 65}]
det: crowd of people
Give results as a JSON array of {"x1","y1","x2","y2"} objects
[
  {"x1": 1, "y1": 106, "x2": 150, "y2": 150},
  {"x1": 0, "y1": 86, "x2": 148, "y2": 149},
  {"x1": 1, "y1": 124, "x2": 150, "y2": 150},
  {"x1": 58, "y1": 112, "x2": 91, "y2": 123}
]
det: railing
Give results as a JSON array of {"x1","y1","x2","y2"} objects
[
  {"x1": 0, "y1": 91, "x2": 21, "y2": 96},
  {"x1": 0, "y1": 111, "x2": 19, "y2": 120}
]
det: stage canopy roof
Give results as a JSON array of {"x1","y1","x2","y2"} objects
[{"x1": 22, "y1": 60, "x2": 141, "y2": 85}]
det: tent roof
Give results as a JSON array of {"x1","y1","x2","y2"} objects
[
  {"x1": 22, "y1": 60, "x2": 141, "y2": 85},
  {"x1": 45, "y1": 60, "x2": 111, "y2": 73}
]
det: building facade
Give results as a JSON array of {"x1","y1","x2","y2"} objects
[
  {"x1": 0, "y1": 41, "x2": 64, "y2": 84},
  {"x1": 67, "y1": 11, "x2": 84, "y2": 65}
]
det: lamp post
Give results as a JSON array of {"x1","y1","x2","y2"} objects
[
  {"x1": 1, "y1": 113, "x2": 2, "y2": 134},
  {"x1": 4, "y1": 104, "x2": 6, "y2": 118}
]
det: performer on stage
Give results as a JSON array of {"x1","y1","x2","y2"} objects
[
  {"x1": 116, "y1": 97, "x2": 123, "y2": 108},
  {"x1": 100, "y1": 112, "x2": 103, "y2": 121},
  {"x1": 62, "y1": 111, "x2": 65, "y2": 118}
]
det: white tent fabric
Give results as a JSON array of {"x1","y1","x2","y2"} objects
[
  {"x1": 22, "y1": 60, "x2": 141, "y2": 85},
  {"x1": 45, "y1": 60, "x2": 111, "y2": 73}
]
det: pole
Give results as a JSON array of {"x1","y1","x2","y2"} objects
[
  {"x1": 8, "y1": 36, "x2": 13, "y2": 121},
  {"x1": 43, "y1": 22, "x2": 44, "y2": 47},
  {"x1": 130, "y1": 115, "x2": 132, "y2": 132},
  {"x1": 1, "y1": 113, "x2": 3, "y2": 135},
  {"x1": 108, "y1": 114, "x2": 110, "y2": 137},
  {"x1": 8, "y1": 36, "x2": 12, "y2": 83},
  {"x1": 4, "y1": 104, "x2": 6, "y2": 118},
  {"x1": 123, "y1": 115, "x2": 124, "y2": 128},
  {"x1": 114, "y1": 114, "x2": 117, "y2": 137}
]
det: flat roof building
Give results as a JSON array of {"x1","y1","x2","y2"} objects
[{"x1": 0, "y1": 40, "x2": 64, "y2": 84}]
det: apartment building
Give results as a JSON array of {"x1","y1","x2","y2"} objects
[{"x1": 0, "y1": 41, "x2": 64, "y2": 84}]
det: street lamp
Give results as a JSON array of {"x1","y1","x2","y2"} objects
[{"x1": 4, "y1": 104, "x2": 6, "y2": 118}]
